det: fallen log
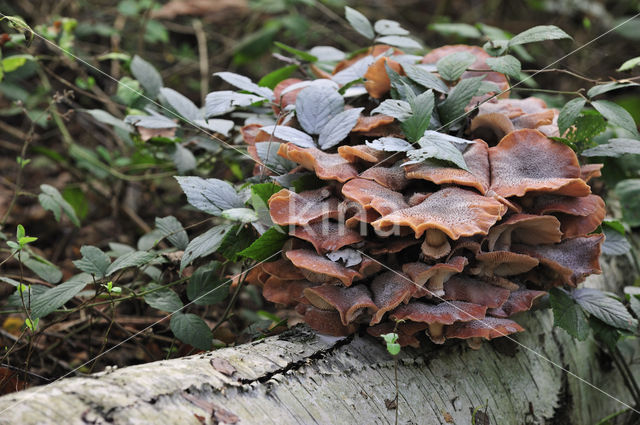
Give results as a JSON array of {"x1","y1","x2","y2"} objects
[{"x1": 0, "y1": 255, "x2": 638, "y2": 425}]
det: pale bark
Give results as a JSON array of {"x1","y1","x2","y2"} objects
[{"x1": 0, "y1": 255, "x2": 638, "y2": 425}]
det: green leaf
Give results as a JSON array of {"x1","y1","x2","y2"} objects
[
  {"x1": 295, "y1": 84, "x2": 344, "y2": 135},
  {"x1": 143, "y1": 283, "x2": 183, "y2": 312},
  {"x1": 16, "y1": 224, "x2": 25, "y2": 240},
  {"x1": 130, "y1": 55, "x2": 163, "y2": 98},
  {"x1": 221, "y1": 208, "x2": 259, "y2": 223},
  {"x1": 160, "y1": 87, "x2": 201, "y2": 122},
  {"x1": 205, "y1": 91, "x2": 266, "y2": 117},
  {"x1": 1, "y1": 54, "x2": 35, "y2": 72},
  {"x1": 549, "y1": 287, "x2": 590, "y2": 340},
  {"x1": 366, "y1": 137, "x2": 413, "y2": 152},
  {"x1": 38, "y1": 184, "x2": 81, "y2": 226},
  {"x1": 601, "y1": 228, "x2": 631, "y2": 256},
  {"x1": 258, "y1": 125, "x2": 315, "y2": 148},
  {"x1": 557, "y1": 98, "x2": 586, "y2": 136},
  {"x1": 174, "y1": 176, "x2": 243, "y2": 215},
  {"x1": 565, "y1": 110, "x2": 607, "y2": 148},
  {"x1": 72, "y1": 246, "x2": 111, "y2": 278},
  {"x1": 591, "y1": 100, "x2": 639, "y2": 137},
  {"x1": 273, "y1": 42, "x2": 317, "y2": 62},
  {"x1": 603, "y1": 219, "x2": 625, "y2": 235},
  {"x1": 629, "y1": 295, "x2": 640, "y2": 319},
  {"x1": 438, "y1": 76, "x2": 484, "y2": 126},
  {"x1": 83, "y1": 109, "x2": 134, "y2": 133},
  {"x1": 401, "y1": 90, "x2": 434, "y2": 143},
  {"x1": 187, "y1": 262, "x2": 229, "y2": 306},
  {"x1": 618, "y1": 56, "x2": 640, "y2": 72},
  {"x1": 404, "y1": 132, "x2": 470, "y2": 171},
  {"x1": 508, "y1": 25, "x2": 572, "y2": 46},
  {"x1": 239, "y1": 227, "x2": 288, "y2": 262},
  {"x1": 344, "y1": 6, "x2": 374, "y2": 39},
  {"x1": 181, "y1": 224, "x2": 235, "y2": 271},
  {"x1": 587, "y1": 82, "x2": 639, "y2": 98},
  {"x1": 218, "y1": 225, "x2": 254, "y2": 261},
  {"x1": 318, "y1": 107, "x2": 364, "y2": 150},
  {"x1": 485, "y1": 55, "x2": 521, "y2": 78},
  {"x1": 374, "y1": 19, "x2": 409, "y2": 36},
  {"x1": 170, "y1": 313, "x2": 212, "y2": 350},
  {"x1": 402, "y1": 64, "x2": 449, "y2": 93},
  {"x1": 214, "y1": 71, "x2": 274, "y2": 99},
  {"x1": 155, "y1": 216, "x2": 189, "y2": 250},
  {"x1": 573, "y1": 288, "x2": 637, "y2": 331},
  {"x1": 589, "y1": 317, "x2": 620, "y2": 351},
  {"x1": 251, "y1": 183, "x2": 281, "y2": 208},
  {"x1": 371, "y1": 99, "x2": 412, "y2": 121},
  {"x1": 375, "y1": 35, "x2": 421, "y2": 50},
  {"x1": 169, "y1": 144, "x2": 196, "y2": 174},
  {"x1": 30, "y1": 274, "x2": 92, "y2": 319},
  {"x1": 257, "y1": 64, "x2": 299, "y2": 89},
  {"x1": 615, "y1": 179, "x2": 640, "y2": 227},
  {"x1": 429, "y1": 23, "x2": 481, "y2": 38},
  {"x1": 20, "y1": 251, "x2": 62, "y2": 284},
  {"x1": 436, "y1": 51, "x2": 476, "y2": 81},
  {"x1": 255, "y1": 142, "x2": 297, "y2": 174},
  {"x1": 582, "y1": 138, "x2": 640, "y2": 158},
  {"x1": 106, "y1": 251, "x2": 156, "y2": 276}
]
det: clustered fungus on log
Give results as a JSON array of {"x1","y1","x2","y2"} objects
[{"x1": 241, "y1": 44, "x2": 606, "y2": 349}]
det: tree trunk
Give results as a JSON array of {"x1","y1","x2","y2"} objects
[{"x1": 0, "y1": 256, "x2": 638, "y2": 425}]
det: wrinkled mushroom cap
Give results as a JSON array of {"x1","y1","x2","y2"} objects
[
  {"x1": 278, "y1": 143, "x2": 359, "y2": 183},
  {"x1": 286, "y1": 249, "x2": 363, "y2": 286},
  {"x1": 487, "y1": 214, "x2": 563, "y2": 251},
  {"x1": 269, "y1": 188, "x2": 340, "y2": 226},
  {"x1": 443, "y1": 275, "x2": 511, "y2": 309},
  {"x1": 303, "y1": 284, "x2": 377, "y2": 326}
]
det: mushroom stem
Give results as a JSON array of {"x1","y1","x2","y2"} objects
[
  {"x1": 466, "y1": 337, "x2": 483, "y2": 350},
  {"x1": 427, "y1": 323, "x2": 445, "y2": 344},
  {"x1": 426, "y1": 229, "x2": 447, "y2": 247},
  {"x1": 422, "y1": 229, "x2": 451, "y2": 260},
  {"x1": 427, "y1": 277, "x2": 446, "y2": 298}
]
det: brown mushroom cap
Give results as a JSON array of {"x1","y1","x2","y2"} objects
[
  {"x1": 486, "y1": 214, "x2": 563, "y2": 251},
  {"x1": 469, "y1": 113, "x2": 515, "y2": 144},
  {"x1": 364, "y1": 56, "x2": 404, "y2": 98},
  {"x1": 333, "y1": 44, "x2": 403, "y2": 74},
  {"x1": 367, "y1": 236, "x2": 421, "y2": 255},
  {"x1": 369, "y1": 271, "x2": 416, "y2": 325},
  {"x1": 278, "y1": 143, "x2": 358, "y2": 183},
  {"x1": 263, "y1": 276, "x2": 313, "y2": 306},
  {"x1": 443, "y1": 275, "x2": 511, "y2": 309},
  {"x1": 404, "y1": 139, "x2": 491, "y2": 194},
  {"x1": 352, "y1": 114, "x2": 396, "y2": 132},
  {"x1": 512, "y1": 234, "x2": 604, "y2": 286},
  {"x1": 304, "y1": 306, "x2": 358, "y2": 336},
  {"x1": 303, "y1": 284, "x2": 377, "y2": 326},
  {"x1": 580, "y1": 164, "x2": 603, "y2": 183},
  {"x1": 290, "y1": 221, "x2": 364, "y2": 254},
  {"x1": 402, "y1": 256, "x2": 468, "y2": 298},
  {"x1": 261, "y1": 258, "x2": 305, "y2": 280},
  {"x1": 269, "y1": 188, "x2": 340, "y2": 226},
  {"x1": 372, "y1": 187, "x2": 506, "y2": 239},
  {"x1": 472, "y1": 251, "x2": 540, "y2": 277},
  {"x1": 489, "y1": 129, "x2": 591, "y2": 198},
  {"x1": 488, "y1": 289, "x2": 547, "y2": 318},
  {"x1": 286, "y1": 249, "x2": 363, "y2": 286},
  {"x1": 338, "y1": 145, "x2": 390, "y2": 164},
  {"x1": 367, "y1": 321, "x2": 429, "y2": 348},
  {"x1": 272, "y1": 78, "x2": 304, "y2": 114},
  {"x1": 342, "y1": 178, "x2": 409, "y2": 216},
  {"x1": 444, "y1": 317, "x2": 525, "y2": 346},
  {"x1": 360, "y1": 164, "x2": 410, "y2": 191}
]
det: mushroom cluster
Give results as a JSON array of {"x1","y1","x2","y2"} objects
[{"x1": 241, "y1": 45, "x2": 605, "y2": 349}]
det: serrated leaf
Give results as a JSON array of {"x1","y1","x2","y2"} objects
[
  {"x1": 429, "y1": 23, "x2": 482, "y2": 38},
  {"x1": 170, "y1": 144, "x2": 196, "y2": 174},
  {"x1": 144, "y1": 283, "x2": 183, "y2": 312},
  {"x1": 401, "y1": 90, "x2": 435, "y2": 143},
  {"x1": 221, "y1": 208, "x2": 259, "y2": 223},
  {"x1": 587, "y1": 82, "x2": 639, "y2": 98},
  {"x1": 482, "y1": 39, "x2": 509, "y2": 57},
  {"x1": 558, "y1": 98, "x2": 586, "y2": 136},
  {"x1": 601, "y1": 228, "x2": 631, "y2": 256},
  {"x1": 573, "y1": 288, "x2": 637, "y2": 330},
  {"x1": 404, "y1": 137, "x2": 470, "y2": 171},
  {"x1": 295, "y1": 84, "x2": 344, "y2": 134},
  {"x1": 592, "y1": 100, "x2": 639, "y2": 137},
  {"x1": 345, "y1": 6, "x2": 374, "y2": 39},
  {"x1": 630, "y1": 296, "x2": 640, "y2": 319},
  {"x1": 375, "y1": 35, "x2": 421, "y2": 50},
  {"x1": 420, "y1": 130, "x2": 474, "y2": 151},
  {"x1": 402, "y1": 64, "x2": 449, "y2": 93},
  {"x1": 130, "y1": 55, "x2": 163, "y2": 98},
  {"x1": 318, "y1": 107, "x2": 364, "y2": 150},
  {"x1": 39, "y1": 184, "x2": 80, "y2": 227},
  {"x1": 374, "y1": 19, "x2": 409, "y2": 36},
  {"x1": 332, "y1": 55, "x2": 375, "y2": 85},
  {"x1": 366, "y1": 137, "x2": 413, "y2": 152},
  {"x1": 181, "y1": 224, "x2": 234, "y2": 271},
  {"x1": 239, "y1": 226, "x2": 287, "y2": 262},
  {"x1": 603, "y1": 219, "x2": 626, "y2": 235},
  {"x1": 125, "y1": 114, "x2": 177, "y2": 129},
  {"x1": 72, "y1": 246, "x2": 111, "y2": 278},
  {"x1": 155, "y1": 216, "x2": 188, "y2": 250},
  {"x1": 205, "y1": 91, "x2": 266, "y2": 117},
  {"x1": 326, "y1": 248, "x2": 362, "y2": 267},
  {"x1": 170, "y1": 312, "x2": 212, "y2": 350},
  {"x1": 438, "y1": 76, "x2": 484, "y2": 126},
  {"x1": 255, "y1": 142, "x2": 297, "y2": 174},
  {"x1": 194, "y1": 118, "x2": 234, "y2": 136},
  {"x1": 174, "y1": 176, "x2": 243, "y2": 215},
  {"x1": 187, "y1": 262, "x2": 229, "y2": 306},
  {"x1": 22, "y1": 254, "x2": 63, "y2": 284},
  {"x1": 509, "y1": 25, "x2": 571, "y2": 46},
  {"x1": 30, "y1": 274, "x2": 92, "y2": 319},
  {"x1": 485, "y1": 55, "x2": 521, "y2": 78},
  {"x1": 618, "y1": 56, "x2": 640, "y2": 72},
  {"x1": 258, "y1": 125, "x2": 315, "y2": 148},
  {"x1": 371, "y1": 99, "x2": 412, "y2": 121},
  {"x1": 106, "y1": 251, "x2": 155, "y2": 276},
  {"x1": 309, "y1": 46, "x2": 345, "y2": 62},
  {"x1": 549, "y1": 287, "x2": 590, "y2": 340},
  {"x1": 615, "y1": 179, "x2": 640, "y2": 227},
  {"x1": 218, "y1": 225, "x2": 254, "y2": 261},
  {"x1": 582, "y1": 138, "x2": 640, "y2": 157},
  {"x1": 7, "y1": 284, "x2": 48, "y2": 310},
  {"x1": 436, "y1": 51, "x2": 476, "y2": 81},
  {"x1": 214, "y1": 71, "x2": 274, "y2": 100},
  {"x1": 589, "y1": 317, "x2": 620, "y2": 351},
  {"x1": 160, "y1": 87, "x2": 201, "y2": 122}
]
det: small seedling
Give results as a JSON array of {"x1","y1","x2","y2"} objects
[{"x1": 381, "y1": 332, "x2": 401, "y2": 355}]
